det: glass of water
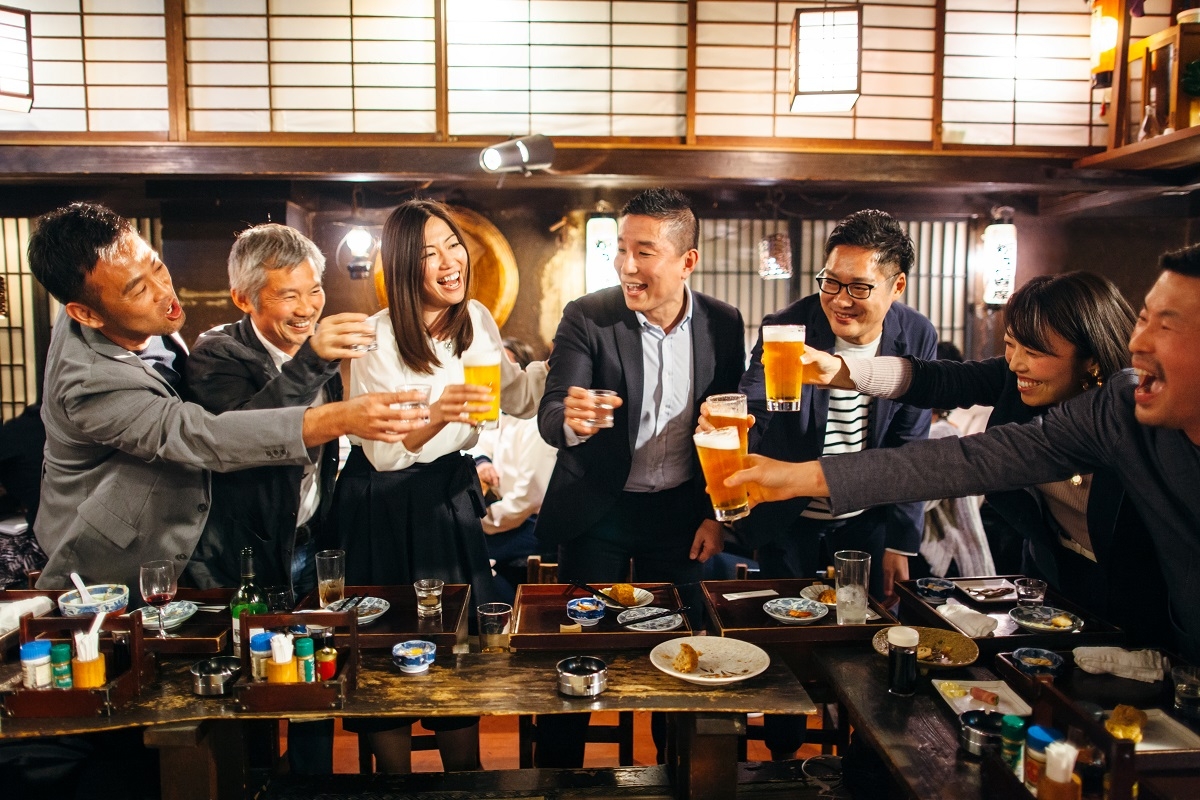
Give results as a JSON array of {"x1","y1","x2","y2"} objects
[
  {"x1": 834, "y1": 550, "x2": 871, "y2": 625},
  {"x1": 1014, "y1": 578, "x2": 1047, "y2": 608}
]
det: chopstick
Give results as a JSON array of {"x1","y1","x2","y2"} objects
[
  {"x1": 564, "y1": 581, "x2": 628, "y2": 609},
  {"x1": 332, "y1": 595, "x2": 362, "y2": 613},
  {"x1": 622, "y1": 606, "x2": 690, "y2": 626}
]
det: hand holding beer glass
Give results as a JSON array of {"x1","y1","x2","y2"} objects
[
  {"x1": 762, "y1": 324, "x2": 806, "y2": 411},
  {"x1": 705, "y1": 393, "x2": 750, "y2": 452},
  {"x1": 694, "y1": 427, "x2": 750, "y2": 522},
  {"x1": 462, "y1": 348, "x2": 502, "y2": 430}
]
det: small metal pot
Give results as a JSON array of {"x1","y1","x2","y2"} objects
[
  {"x1": 191, "y1": 656, "x2": 242, "y2": 697},
  {"x1": 958, "y1": 710, "x2": 1005, "y2": 757},
  {"x1": 556, "y1": 655, "x2": 608, "y2": 697}
]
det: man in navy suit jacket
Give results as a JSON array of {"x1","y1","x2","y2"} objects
[{"x1": 536, "y1": 188, "x2": 744, "y2": 767}]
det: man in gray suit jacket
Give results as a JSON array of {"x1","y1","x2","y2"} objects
[{"x1": 28, "y1": 203, "x2": 424, "y2": 593}]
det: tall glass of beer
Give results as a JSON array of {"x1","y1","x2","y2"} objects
[
  {"x1": 706, "y1": 393, "x2": 749, "y2": 453},
  {"x1": 693, "y1": 427, "x2": 749, "y2": 522},
  {"x1": 762, "y1": 324, "x2": 806, "y2": 411},
  {"x1": 462, "y1": 349, "x2": 501, "y2": 429}
]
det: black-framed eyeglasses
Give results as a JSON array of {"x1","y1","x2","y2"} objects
[{"x1": 815, "y1": 270, "x2": 896, "y2": 300}]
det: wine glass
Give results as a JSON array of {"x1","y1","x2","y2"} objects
[{"x1": 139, "y1": 560, "x2": 177, "y2": 639}]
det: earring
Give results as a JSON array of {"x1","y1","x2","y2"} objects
[{"x1": 1083, "y1": 364, "x2": 1102, "y2": 390}]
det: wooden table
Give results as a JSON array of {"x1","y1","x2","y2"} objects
[{"x1": 1, "y1": 648, "x2": 815, "y2": 800}]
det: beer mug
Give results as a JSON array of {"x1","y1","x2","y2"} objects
[
  {"x1": 693, "y1": 427, "x2": 749, "y2": 522},
  {"x1": 762, "y1": 325, "x2": 806, "y2": 411},
  {"x1": 462, "y1": 349, "x2": 501, "y2": 429},
  {"x1": 706, "y1": 393, "x2": 749, "y2": 453}
]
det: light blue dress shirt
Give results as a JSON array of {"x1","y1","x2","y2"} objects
[{"x1": 623, "y1": 287, "x2": 695, "y2": 492}]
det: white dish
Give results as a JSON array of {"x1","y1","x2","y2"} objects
[
  {"x1": 140, "y1": 600, "x2": 198, "y2": 631},
  {"x1": 956, "y1": 578, "x2": 1017, "y2": 603},
  {"x1": 763, "y1": 597, "x2": 828, "y2": 625},
  {"x1": 1126, "y1": 709, "x2": 1200, "y2": 751},
  {"x1": 617, "y1": 606, "x2": 683, "y2": 631},
  {"x1": 305, "y1": 596, "x2": 391, "y2": 626},
  {"x1": 599, "y1": 586, "x2": 653, "y2": 609},
  {"x1": 933, "y1": 679, "x2": 1032, "y2": 717},
  {"x1": 800, "y1": 583, "x2": 837, "y2": 608},
  {"x1": 650, "y1": 636, "x2": 769, "y2": 686},
  {"x1": 1008, "y1": 606, "x2": 1085, "y2": 634}
]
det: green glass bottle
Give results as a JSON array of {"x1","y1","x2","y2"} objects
[{"x1": 229, "y1": 548, "x2": 268, "y2": 657}]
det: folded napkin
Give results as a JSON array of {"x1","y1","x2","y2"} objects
[
  {"x1": 0, "y1": 596, "x2": 54, "y2": 636},
  {"x1": 1074, "y1": 647, "x2": 1167, "y2": 683},
  {"x1": 938, "y1": 602, "x2": 997, "y2": 638}
]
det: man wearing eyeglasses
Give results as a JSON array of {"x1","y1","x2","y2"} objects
[{"x1": 737, "y1": 210, "x2": 936, "y2": 756}]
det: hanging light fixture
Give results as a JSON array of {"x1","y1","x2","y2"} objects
[
  {"x1": 789, "y1": 5, "x2": 862, "y2": 114},
  {"x1": 335, "y1": 187, "x2": 378, "y2": 280},
  {"x1": 0, "y1": 5, "x2": 33, "y2": 113},
  {"x1": 584, "y1": 212, "x2": 619, "y2": 294},
  {"x1": 479, "y1": 134, "x2": 555, "y2": 174},
  {"x1": 1089, "y1": 0, "x2": 1120, "y2": 88},
  {"x1": 981, "y1": 206, "x2": 1017, "y2": 306},
  {"x1": 758, "y1": 190, "x2": 793, "y2": 281}
]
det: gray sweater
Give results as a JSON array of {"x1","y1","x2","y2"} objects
[{"x1": 821, "y1": 369, "x2": 1200, "y2": 661}]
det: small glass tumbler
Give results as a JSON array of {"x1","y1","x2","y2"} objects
[
  {"x1": 352, "y1": 316, "x2": 379, "y2": 352},
  {"x1": 584, "y1": 389, "x2": 618, "y2": 429},
  {"x1": 478, "y1": 602, "x2": 513, "y2": 653},
  {"x1": 1014, "y1": 578, "x2": 1047, "y2": 608},
  {"x1": 1173, "y1": 665, "x2": 1200, "y2": 718},
  {"x1": 413, "y1": 578, "x2": 444, "y2": 618}
]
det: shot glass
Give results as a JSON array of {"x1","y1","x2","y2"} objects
[
  {"x1": 478, "y1": 602, "x2": 512, "y2": 653},
  {"x1": 413, "y1": 578, "x2": 444, "y2": 618},
  {"x1": 315, "y1": 549, "x2": 346, "y2": 608},
  {"x1": 1173, "y1": 666, "x2": 1200, "y2": 719},
  {"x1": 352, "y1": 316, "x2": 379, "y2": 352},
  {"x1": 395, "y1": 383, "x2": 432, "y2": 424},
  {"x1": 584, "y1": 389, "x2": 618, "y2": 429},
  {"x1": 1014, "y1": 578, "x2": 1047, "y2": 608},
  {"x1": 834, "y1": 550, "x2": 871, "y2": 625},
  {"x1": 266, "y1": 586, "x2": 294, "y2": 613}
]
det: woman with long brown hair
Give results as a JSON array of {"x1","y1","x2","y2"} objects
[{"x1": 333, "y1": 199, "x2": 544, "y2": 772}]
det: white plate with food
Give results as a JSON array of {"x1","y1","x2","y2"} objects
[
  {"x1": 650, "y1": 636, "x2": 770, "y2": 686},
  {"x1": 1008, "y1": 606, "x2": 1084, "y2": 634},
  {"x1": 763, "y1": 597, "x2": 828, "y2": 625},
  {"x1": 800, "y1": 583, "x2": 839, "y2": 608},
  {"x1": 618, "y1": 606, "x2": 684, "y2": 632},
  {"x1": 1121, "y1": 709, "x2": 1200, "y2": 751},
  {"x1": 140, "y1": 600, "x2": 198, "y2": 631},
  {"x1": 934, "y1": 679, "x2": 1031, "y2": 717},
  {"x1": 306, "y1": 596, "x2": 391, "y2": 626},
  {"x1": 599, "y1": 585, "x2": 653, "y2": 609},
  {"x1": 956, "y1": 578, "x2": 1017, "y2": 603}
]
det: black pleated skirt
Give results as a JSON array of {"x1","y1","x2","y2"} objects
[{"x1": 333, "y1": 447, "x2": 500, "y2": 608}]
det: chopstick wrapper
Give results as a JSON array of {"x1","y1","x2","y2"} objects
[
  {"x1": 937, "y1": 603, "x2": 997, "y2": 637},
  {"x1": 1073, "y1": 647, "x2": 1166, "y2": 683},
  {"x1": 723, "y1": 589, "x2": 778, "y2": 601}
]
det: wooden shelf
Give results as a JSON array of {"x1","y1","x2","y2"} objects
[{"x1": 1075, "y1": 123, "x2": 1200, "y2": 170}]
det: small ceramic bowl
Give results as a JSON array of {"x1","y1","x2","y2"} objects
[
  {"x1": 57, "y1": 584, "x2": 130, "y2": 617},
  {"x1": 915, "y1": 577, "x2": 956, "y2": 602},
  {"x1": 566, "y1": 598, "x2": 606, "y2": 627},
  {"x1": 392, "y1": 640, "x2": 437, "y2": 674},
  {"x1": 1011, "y1": 647, "x2": 1066, "y2": 678}
]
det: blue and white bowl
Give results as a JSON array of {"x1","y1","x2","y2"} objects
[
  {"x1": 392, "y1": 640, "x2": 437, "y2": 674},
  {"x1": 915, "y1": 577, "x2": 957, "y2": 604},
  {"x1": 763, "y1": 596, "x2": 829, "y2": 625},
  {"x1": 566, "y1": 597, "x2": 606, "y2": 627},
  {"x1": 1011, "y1": 647, "x2": 1066, "y2": 678},
  {"x1": 57, "y1": 584, "x2": 129, "y2": 617}
]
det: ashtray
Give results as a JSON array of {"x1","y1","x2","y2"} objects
[
  {"x1": 393, "y1": 640, "x2": 437, "y2": 674},
  {"x1": 557, "y1": 655, "x2": 608, "y2": 697},
  {"x1": 958, "y1": 709, "x2": 1005, "y2": 757},
  {"x1": 191, "y1": 656, "x2": 242, "y2": 697}
]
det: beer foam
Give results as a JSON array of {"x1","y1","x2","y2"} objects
[
  {"x1": 763, "y1": 325, "x2": 806, "y2": 343},
  {"x1": 694, "y1": 427, "x2": 741, "y2": 450},
  {"x1": 462, "y1": 349, "x2": 501, "y2": 367}
]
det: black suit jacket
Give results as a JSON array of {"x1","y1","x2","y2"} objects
[
  {"x1": 738, "y1": 294, "x2": 937, "y2": 552},
  {"x1": 537, "y1": 287, "x2": 745, "y2": 546},
  {"x1": 184, "y1": 316, "x2": 343, "y2": 593}
]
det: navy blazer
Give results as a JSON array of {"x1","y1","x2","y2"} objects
[
  {"x1": 537, "y1": 286, "x2": 745, "y2": 546},
  {"x1": 739, "y1": 294, "x2": 937, "y2": 552}
]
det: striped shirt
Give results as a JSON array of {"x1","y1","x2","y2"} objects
[{"x1": 801, "y1": 335, "x2": 882, "y2": 520}]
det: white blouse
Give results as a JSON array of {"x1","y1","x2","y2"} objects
[{"x1": 349, "y1": 300, "x2": 547, "y2": 472}]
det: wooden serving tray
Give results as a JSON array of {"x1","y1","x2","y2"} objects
[
  {"x1": 510, "y1": 583, "x2": 691, "y2": 651},
  {"x1": 994, "y1": 649, "x2": 1171, "y2": 710},
  {"x1": 1, "y1": 613, "x2": 154, "y2": 718},
  {"x1": 231, "y1": 610, "x2": 357, "y2": 713},
  {"x1": 701, "y1": 578, "x2": 898, "y2": 646},
  {"x1": 895, "y1": 575, "x2": 1125, "y2": 657},
  {"x1": 137, "y1": 587, "x2": 234, "y2": 656},
  {"x1": 294, "y1": 584, "x2": 470, "y2": 651}
]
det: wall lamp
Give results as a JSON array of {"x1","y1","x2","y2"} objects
[
  {"x1": 981, "y1": 206, "x2": 1017, "y2": 306},
  {"x1": 789, "y1": 6, "x2": 862, "y2": 114},
  {"x1": 479, "y1": 134, "x2": 555, "y2": 174},
  {"x1": 335, "y1": 187, "x2": 378, "y2": 280},
  {"x1": 0, "y1": 5, "x2": 34, "y2": 113}
]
